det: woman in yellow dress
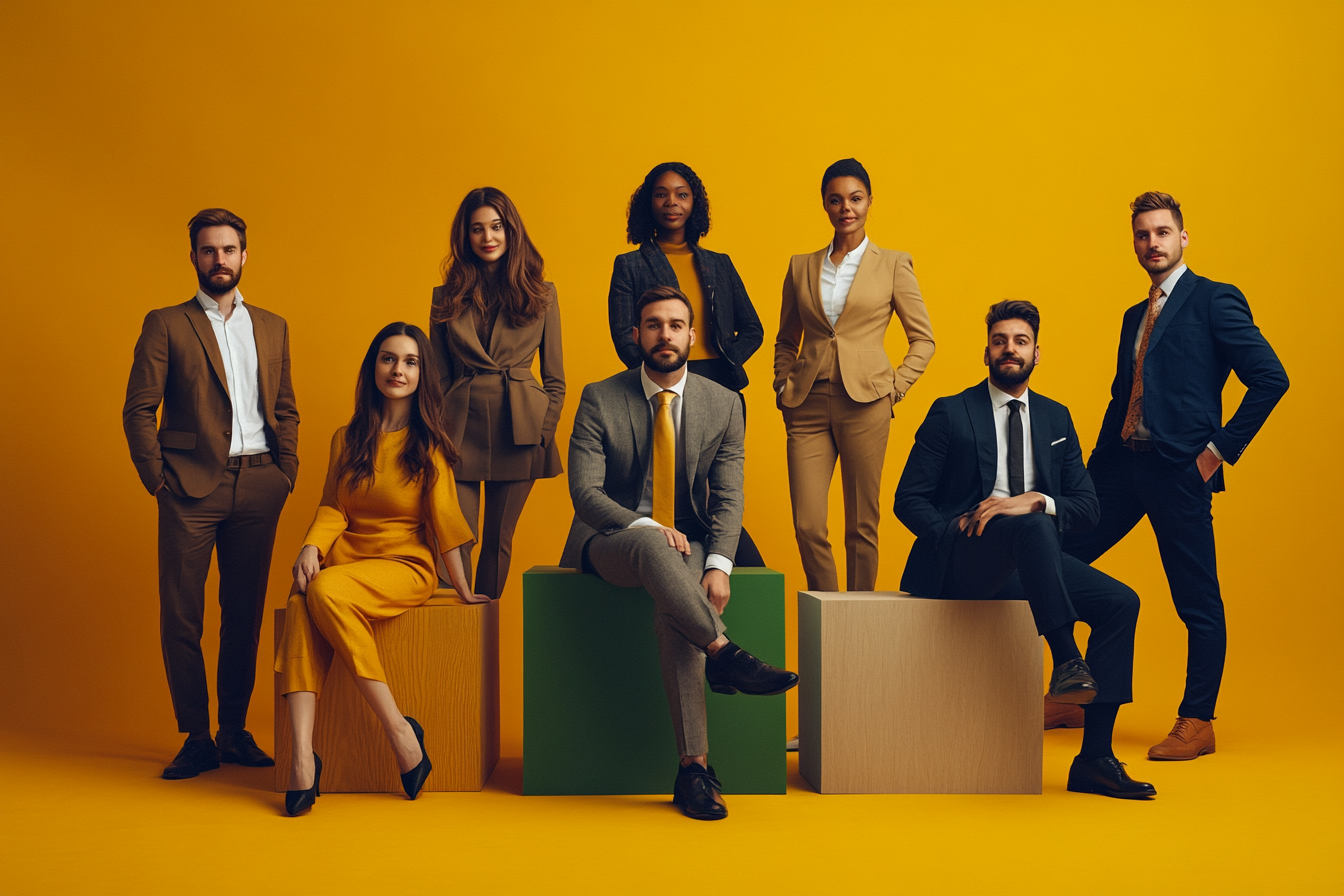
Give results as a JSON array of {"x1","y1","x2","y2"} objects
[{"x1": 274, "y1": 321, "x2": 482, "y2": 816}]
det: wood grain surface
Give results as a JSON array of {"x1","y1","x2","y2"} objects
[
  {"x1": 798, "y1": 592, "x2": 1042, "y2": 794},
  {"x1": 274, "y1": 592, "x2": 500, "y2": 793}
]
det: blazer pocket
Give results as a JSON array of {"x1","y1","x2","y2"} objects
[{"x1": 158, "y1": 430, "x2": 197, "y2": 450}]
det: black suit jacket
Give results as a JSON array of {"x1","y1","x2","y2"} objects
[
  {"x1": 607, "y1": 241, "x2": 764, "y2": 389},
  {"x1": 893, "y1": 381, "x2": 1098, "y2": 598},
  {"x1": 1094, "y1": 268, "x2": 1288, "y2": 490}
]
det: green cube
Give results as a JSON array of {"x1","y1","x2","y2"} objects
[{"x1": 523, "y1": 566, "x2": 787, "y2": 795}]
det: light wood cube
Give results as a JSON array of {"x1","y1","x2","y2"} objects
[
  {"x1": 798, "y1": 592, "x2": 1041, "y2": 794},
  {"x1": 274, "y1": 592, "x2": 499, "y2": 793}
]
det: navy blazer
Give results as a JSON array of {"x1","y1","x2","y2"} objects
[
  {"x1": 893, "y1": 381, "x2": 1098, "y2": 598},
  {"x1": 1094, "y1": 268, "x2": 1288, "y2": 491},
  {"x1": 607, "y1": 241, "x2": 764, "y2": 390}
]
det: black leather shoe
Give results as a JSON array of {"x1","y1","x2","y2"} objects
[
  {"x1": 217, "y1": 729, "x2": 275, "y2": 767},
  {"x1": 162, "y1": 737, "x2": 220, "y2": 779},
  {"x1": 1067, "y1": 755, "x2": 1157, "y2": 799},
  {"x1": 672, "y1": 762, "x2": 728, "y2": 820},
  {"x1": 1048, "y1": 658, "x2": 1099, "y2": 704},
  {"x1": 705, "y1": 641, "x2": 799, "y2": 696},
  {"x1": 400, "y1": 717, "x2": 432, "y2": 800},
  {"x1": 285, "y1": 752, "x2": 322, "y2": 816}
]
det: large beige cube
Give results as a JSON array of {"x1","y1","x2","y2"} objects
[
  {"x1": 798, "y1": 592, "x2": 1041, "y2": 794},
  {"x1": 274, "y1": 592, "x2": 499, "y2": 793}
]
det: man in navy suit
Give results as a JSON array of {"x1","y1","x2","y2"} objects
[
  {"x1": 894, "y1": 300, "x2": 1154, "y2": 798},
  {"x1": 1065, "y1": 192, "x2": 1289, "y2": 760}
]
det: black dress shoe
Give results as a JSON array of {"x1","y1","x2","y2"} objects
[
  {"x1": 162, "y1": 737, "x2": 220, "y2": 779},
  {"x1": 705, "y1": 641, "x2": 799, "y2": 696},
  {"x1": 285, "y1": 752, "x2": 322, "y2": 816},
  {"x1": 1048, "y1": 658, "x2": 1099, "y2": 704},
  {"x1": 217, "y1": 729, "x2": 275, "y2": 767},
  {"x1": 1067, "y1": 755, "x2": 1157, "y2": 799},
  {"x1": 672, "y1": 762, "x2": 728, "y2": 821},
  {"x1": 400, "y1": 717, "x2": 432, "y2": 800}
]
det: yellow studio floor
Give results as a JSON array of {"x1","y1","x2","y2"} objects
[{"x1": 1, "y1": 726, "x2": 1339, "y2": 896}]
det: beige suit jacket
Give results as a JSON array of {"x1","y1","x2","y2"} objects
[
  {"x1": 123, "y1": 297, "x2": 299, "y2": 498},
  {"x1": 773, "y1": 242, "x2": 935, "y2": 408}
]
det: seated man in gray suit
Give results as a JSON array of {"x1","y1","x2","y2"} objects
[{"x1": 561, "y1": 285, "x2": 798, "y2": 821}]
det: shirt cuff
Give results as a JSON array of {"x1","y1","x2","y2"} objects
[
  {"x1": 705, "y1": 553, "x2": 734, "y2": 576},
  {"x1": 1041, "y1": 494, "x2": 1056, "y2": 516},
  {"x1": 627, "y1": 517, "x2": 660, "y2": 529},
  {"x1": 1206, "y1": 441, "x2": 1225, "y2": 462}
]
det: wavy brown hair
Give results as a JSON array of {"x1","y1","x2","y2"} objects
[
  {"x1": 432, "y1": 187, "x2": 550, "y2": 329},
  {"x1": 336, "y1": 322, "x2": 459, "y2": 493}
]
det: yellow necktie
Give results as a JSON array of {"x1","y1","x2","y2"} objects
[{"x1": 652, "y1": 390, "x2": 676, "y2": 526}]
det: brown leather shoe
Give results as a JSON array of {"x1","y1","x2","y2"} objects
[
  {"x1": 1044, "y1": 694, "x2": 1085, "y2": 730},
  {"x1": 1148, "y1": 717, "x2": 1216, "y2": 760}
]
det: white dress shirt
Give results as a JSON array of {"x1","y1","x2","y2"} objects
[
  {"x1": 629, "y1": 365, "x2": 733, "y2": 575},
  {"x1": 195, "y1": 289, "x2": 269, "y2": 456},
  {"x1": 987, "y1": 381, "x2": 1056, "y2": 516},
  {"x1": 819, "y1": 236, "x2": 869, "y2": 327}
]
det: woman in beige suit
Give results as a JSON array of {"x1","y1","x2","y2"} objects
[
  {"x1": 429, "y1": 187, "x2": 565, "y2": 600},
  {"x1": 774, "y1": 159, "x2": 935, "y2": 592}
]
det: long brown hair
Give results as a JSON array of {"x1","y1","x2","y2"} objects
[
  {"x1": 336, "y1": 322, "x2": 460, "y2": 493},
  {"x1": 431, "y1": 187, "x2": 550, "y2": 329}
]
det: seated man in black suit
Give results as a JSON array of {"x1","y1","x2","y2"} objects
[{"x1": 893, "y1": 300, "x2": 1154, "y2": 799}]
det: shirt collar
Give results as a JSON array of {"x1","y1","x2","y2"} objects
[
  {"x1": 987, "y1": 379, "x2": 1031, "y2": 410},
  {"x1": 1156, "y1": 263, "x2": 1187, "y2": 298},
  {"x1": 823, "y1": 235, "x2": 870, "y2": 270},
  {"x1": 195, "y1": 289, "x2": 245, "y2": 314},
  {"x1": 640, "y1": 363, "x2": 689, "y2": 402}
]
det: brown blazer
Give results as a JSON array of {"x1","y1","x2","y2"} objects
[
  {"x1": 773, "y1": 242, "x2": 935, "y2": 408},
  {"x1": 430, "y1": 283, "x2": 565, "y2": 479},
  {"x1": 123, "y1": 297, "x2": 299, "y2": 498}
]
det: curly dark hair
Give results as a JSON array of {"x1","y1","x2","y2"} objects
[{"x1": 625, "y1": 162, "x2": 711, "y2": 245}]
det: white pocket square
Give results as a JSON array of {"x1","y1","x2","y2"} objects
[{"x1": 1051, "y1": 437, "x2": 1067, "y2": 446}]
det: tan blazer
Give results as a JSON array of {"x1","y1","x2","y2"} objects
[
  {"x1": 430, "y1": 284, "x2": 566, "y2": 478},
  {"x1": 123, "y1": 297, "x2": 299, "y2": 498},
  {"x1": 773, "y1": 242, "x2": 935, "y2": 408}
]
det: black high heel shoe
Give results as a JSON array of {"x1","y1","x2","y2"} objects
[
  {"x1": 400, "y1": 717, "x2": 432, "y2": 800},
  {"x1": 285, "y1": 752, "x2": 322, "y2": 816}
]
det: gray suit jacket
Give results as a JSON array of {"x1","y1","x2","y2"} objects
[{"x1": 559, "y1": 367, "x2": 745, "y2": 568}]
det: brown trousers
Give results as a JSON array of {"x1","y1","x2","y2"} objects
[
  {"x1": 455, "y1": 479, "x2": 535, "y2": 600},
  {"x1": 783, "y1": 365, "x2": 893, "y2": 592},
  {"x1": 156, "y1": 462, "x2": 289, "y2": 734}
]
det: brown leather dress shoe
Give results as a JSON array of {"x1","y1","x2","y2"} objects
[
  {"x1": 1148, "y1": 717, "x2": 1216, "y2": 760},
  {"x1": 1044, "y1": 694, "x2": 1085, "y2": 730}
]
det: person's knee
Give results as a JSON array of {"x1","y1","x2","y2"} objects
[
  {"x1": 304, "y1": 573, "x2": 345, "y2": 617},
  {"x1": 1114, "y1": 585, "x2": 1140, "y2": 623}
]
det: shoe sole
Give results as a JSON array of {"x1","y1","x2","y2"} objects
[
  {"x1": 1048, "y1": 688, "x2": 1098, "y2": 705},
  {"x1": 1147, "y1": 746, "x2": 1215, "y2": 761},
  {"x1": 708, "y1": 678, "x2": 800, "y2": 697},
  {"x1": 162, "y1": 760, "x2": 220, "y2": 779},
  {"x1": 671, "y1": 795, "x2": 728, "y2": 821},
  {"x1": 1066, "y1": 784, "x2": 1156, "y2": 799}
]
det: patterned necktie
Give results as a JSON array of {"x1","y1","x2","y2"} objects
[
  {"x1": 1120, "y1": 285, "x2": 1165, "y2": 441},
  {"x1": 652, "y1": 390, "x2": 676, "y2": 526},
  {"x1": 1007, "y1": 399, "x2": 1025, "y2": 496}
]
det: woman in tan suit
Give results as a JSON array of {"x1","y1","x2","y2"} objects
[
  {"x1": 429, "y1": 187, "x2": 565, "y2": 600},
  {"x1": 774, "y1": 159, "x2": 935, "y2": 592}
]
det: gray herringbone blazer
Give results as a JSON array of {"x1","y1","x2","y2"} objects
[{"x1": 559, "y1": 367, "x2": 744, "y2": 568}]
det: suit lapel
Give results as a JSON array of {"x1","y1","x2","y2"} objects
[
  {"x1": 967, "y1": 381, "x2": 997, "y2": 497},
  {"x1": 623, "y1": 373, "x2": 650, "y2": 479},
  {"x1": 1145, "y1": 268, "x2": 1197, "y2": 355},
  {"x1": 805, "y1": 248, "x2": 825, "y2": 323},
  {"x1": 1029, "y1": 395, "x2": 1054, "y2": 495},
  {"x1": 835, "y1": 243, "x2": 881, "y2": 327},
  {"x1": 640, "y1": 241, "x2": 678, "y2": 288},
  {"x1": 184, "y1": 298, "x2": 231, "y2": 400},
  {"x1": 690, "y1": 244, "x2": 718, "y2": 302},
  {"x1": 681, "y1": 374, "x2": 705, "y2": 489}
]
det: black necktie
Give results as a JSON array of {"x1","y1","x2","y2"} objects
[{"x1": 1007, "y1": 399, "x2": 1025, "y2": 497}]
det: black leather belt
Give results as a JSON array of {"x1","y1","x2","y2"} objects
[
  {"x1": 1122, "y1": 438, "x2": 1152, "y2": 452},
  {"x1": 227, "y1": 454, "x2": 274, "y2": 468}
]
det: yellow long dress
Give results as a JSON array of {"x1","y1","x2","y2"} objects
[{"x1": 275, "y1": 426, "x2": 474, "y2": 695}]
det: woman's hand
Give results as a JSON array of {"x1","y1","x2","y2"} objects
[
  {"x1": 443, "y1": 548, "x2": 490, "y2": 603},
  {"x1": 293, "y1": 545, "x2": 321, "y2": 594},
  {"x1": 458, "y1": 592, "x2": 491, "y2": 604}
]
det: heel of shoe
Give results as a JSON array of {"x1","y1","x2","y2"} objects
[
  {"x1": 709, "y1": 684, "x2": 739, "y2": 695},
  {"x1": 400, "y1": 717, "x2": 432, "y2": 800}
]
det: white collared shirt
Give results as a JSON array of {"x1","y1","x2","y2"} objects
[
  {"x1": 195, "y1": 289, "x2": 269, "y2": 456},
  {"x1": 987, "y1": 381, "x2": 1056, "y2": 516},
  {"x1": 819, "y1": 236, "x2": 869, "y2": 327},
  {"x1": 629, "y1": 365, "x2": 733, "y2": 575}
]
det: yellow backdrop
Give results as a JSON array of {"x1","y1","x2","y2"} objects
[{"x1": 1, "y1": 1, "x2": 1339, "y2": 765}]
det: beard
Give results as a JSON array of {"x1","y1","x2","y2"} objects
[
  {"x1": 197, "y1": 264, "x2": 242, "y2": 296},
  {"x1": 638, "y1": 339, "x2": 689, "y2": 374},
  {"x1": 991, "y1": 355, "x2": 1034, "y2": 388},
  {"x1": 1140, "y1": 245, "x2": 1183, "y2": 276}
]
